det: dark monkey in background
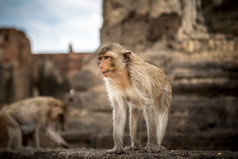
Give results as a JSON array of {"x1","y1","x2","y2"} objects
[{"x1": 97, "y1": 43, "x2": 172, "y2": 153}]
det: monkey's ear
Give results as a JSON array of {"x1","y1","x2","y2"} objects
[{"x1": 123, "y1": 52, "x2": 131, "y2": 63}]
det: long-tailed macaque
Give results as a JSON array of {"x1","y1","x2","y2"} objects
[
  {"x1": 0, "y1": 97, "x2": 68, "y2": 149},
  {"x1": 97, "y1": 43, "x2": 172, "y2": 153}
]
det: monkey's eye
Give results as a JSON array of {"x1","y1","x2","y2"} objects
[
  {"x1": 98, "y1": 57, "x2": 103, "y2": 61},
  {"x1": 98, "y1": 56, "x2": 111, "y2": 62},
  {"x1": 104, "y1": 56, "x2": 111, "y2": 60}
]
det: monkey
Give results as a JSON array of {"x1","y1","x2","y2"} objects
[
  {"x1": 97, "y1": 43, "x2": 172, "y2": 154},
  {"x1": 0, "y1": 97, "x2": 69, "y2": 150}
]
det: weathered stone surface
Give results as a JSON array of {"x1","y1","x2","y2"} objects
[
  {"x1": 0, "y1": 119, "x2": 8, "y2": 148},
  {"x1": 32, "y1": 58, "x2": 69, "y2": 98},
  {"x1": 201, "y1": 0, "x2": 238, "y2": 35},
  {"x1": 58, "y1": 149, "x2": 238, "y2": 159},
  {"x1": 33, "y1": 52, "x2": 90, "y2": 79},
  {"x1": 0, "y1": 28, "x2": 32, "y2": 104},
  {"x1": 0, "y1": 149, "x2": 238, "y2": 159},
  {"x1": 32, "y1": 52, "x2": 90, "y2": 98},
  {"x1": 101, "y1": 0, "x2": 238, "y2": 52},
  {"x1": 70, "y1": 70, "x2": 101, "y2": 91}
]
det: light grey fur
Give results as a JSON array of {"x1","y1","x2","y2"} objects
[{"x1": 99, "y1": 43, "x2": 172, "y2": 153}]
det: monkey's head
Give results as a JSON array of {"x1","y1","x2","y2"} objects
[
  {"x1": 47, "y1": 98, "x2": 66, "y2": 121},
  {"x1": 97, "y1": 43, "x2": 131, "y2": 78}
]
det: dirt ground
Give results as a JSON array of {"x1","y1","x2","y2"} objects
[{"x1": 0, "y1": 149, "x2": 238, "y2": 159}]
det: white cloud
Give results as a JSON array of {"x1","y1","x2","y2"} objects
[{"x1": 0, "y1": 0, "x2": 103, "y2": 53}]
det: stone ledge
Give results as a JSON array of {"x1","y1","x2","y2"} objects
[{"x1": 1, "y1": 149, "x2": 238, "y2": 159}]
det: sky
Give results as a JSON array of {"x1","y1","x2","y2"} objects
[{"x1": 0, "y1": 0, "x2": 103, "y2": 53}]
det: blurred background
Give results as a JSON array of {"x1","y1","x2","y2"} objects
[{"x1": 0, "y1": 0, "x2": 238, "y2": 151}]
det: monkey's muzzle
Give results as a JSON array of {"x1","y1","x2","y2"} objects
[{"x1": 102, "y1": 70, "x2": 111, "y2": 74}]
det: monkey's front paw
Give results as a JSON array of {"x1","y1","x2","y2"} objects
[
  {"x1": 144, "y1": 144, "x2": 166, "y2": 153},
  {"x1": 106, "y1": 147, "x2": 125, "y2": 154},
  {"x1": 125, "y1": 144, "x2": 141, "y2": 151}
]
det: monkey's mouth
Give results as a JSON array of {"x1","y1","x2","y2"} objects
[{"x1": 102, "y1": 70, "x2": 111, "y2": 74}]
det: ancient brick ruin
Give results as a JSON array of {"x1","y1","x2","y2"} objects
[
  {"x1": 0, "y1": 28, "x2": 90, "y2": 104},
  {"x1": 0, "y1": 28, "x2": 32, "y2": 104}
]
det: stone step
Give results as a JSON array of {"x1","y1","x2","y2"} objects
[
  {"x1": 173, "y1": 60, "x2": 238, "y2": 72},
  {"x1": 59, "y1": 149, "x2": 238, "y2": 159},
  {"x1": 172, "y1": 78, "x2": 238, "y2": 96},
  {"x1": 172, "y1": 64, "x2": 238, "y2": 80},
  {"x1": 61, "y1": 95, "x2": 238, "y2": 151},
  {"x1": 1, "y1": 149, "x2": 238, "y2": 159},
  {"x1": 154, "y1": 51, "x2": 238, "y2": 96},
  {"x1": 170, "y1": 96, "x2": 238, "y2": 132},
  {"x1": 61, "y1": 129, "x2": 238, "y2": 151}
]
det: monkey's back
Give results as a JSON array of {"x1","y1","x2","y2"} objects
[
  {"x1": 0, "y1": 97, "x2": 57, "y2": 125},
  {"x1": 129, "y1": 53, "x2": 170, "y2": 92}
]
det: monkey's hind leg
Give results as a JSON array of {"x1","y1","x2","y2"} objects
[
  {"x1": 144, "y1": 100, "x2": 162, "y2": 153},
  {"x1": 34, "y1": 125, "x2": 41, "y2": 149},
  {"x1": 5, "y1": 114, "x2": 22, "y2": 150},
  {"x1": 7, "y1": 127, "x2": 22, "y2": 149}
]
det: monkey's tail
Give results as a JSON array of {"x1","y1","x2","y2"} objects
[
  {"x1": 157, "y1": 83, "x2": 172, "y2": 145},
  {"x1": 160, "y1": 83, "x2": 172, "y2": 111}
]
